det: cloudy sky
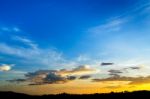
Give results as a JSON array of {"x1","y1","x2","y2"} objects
[{"x1": 1, "y1": 0, "x2": 150, "y2": 95}]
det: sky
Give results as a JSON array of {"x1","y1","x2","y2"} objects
[{"x1": 1, "y1": 0, "x2": 150, "y2": 95}]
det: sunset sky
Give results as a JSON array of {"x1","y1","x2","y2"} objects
[{"x1": 1, "y1": 0, "x2": 150, "y2": 95}]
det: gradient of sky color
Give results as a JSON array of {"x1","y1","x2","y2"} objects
[{"x1": 1, "y1": 0, "x2": 150, "y2": 94}]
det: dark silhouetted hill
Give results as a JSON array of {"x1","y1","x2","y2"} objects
[{"x1": 0, "y1": 90, "x2": 150, "y2": 98}]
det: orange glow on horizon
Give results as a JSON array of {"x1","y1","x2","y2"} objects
[{"x1": 0, "y1": 80, "x2": 150, "y2": 95}]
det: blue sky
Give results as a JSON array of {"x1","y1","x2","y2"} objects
[{"x1": 1, "y1": 0, "x2": 150, "y2": 81}]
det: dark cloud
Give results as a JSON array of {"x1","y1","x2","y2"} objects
[
  {"x1": 67, "y1": 76, "x2": 77, "y2": 80},
  {"x1": 29, "y1": 83, "x2": 43, "y2": 85},
  {"x1": 43, "y1": 72, "x2": 67, "y2": 84},
  {"x1": 107, "y1": 66, "x2": 141, "y2": 77},
  {"x1": 101, "y1": 62, "x2": 114, "y2": 66},
  {"x1": 92, "y1": 75, "x2": 150, "y2": 85},
  {"x1": 109, "y1": 73, "x2": 120, "y2": 77},
  {"x1": 10, "y1": 70, "x2": 68, "y2": 85},
  {"x1": 129, "y1": 76, "x2": 150, "y2": 85},
  {"x1": 108, "y1": 69, "x2": 123, "y2": 74},
  {"x1": 129, "y1": 67, "x2": 141, "y2": 70},
  {"x1": 108, "y1": 69, "x2": 123, "y2": 77},
  {"x1": 25, "y1": 70, "x2": 57, "y2": 78},
  {"x1": 8, "y1": 79, "x2": 26, "y2": 83},
  {"x1": 25, "y1": 71, "x2": 73, "y2": 85},
  {"x1": 93, "y1": 75, "x2": 124, "y2": 82},
  {"x1": 79, "y1": 75, "x2": 91, "y2": 79},
  {"x1": 123, "y1": 66, "x2": 141, "y2": 71},
  {"x1": 11, "y1": 65, "x2": 96, "y2": 85}
]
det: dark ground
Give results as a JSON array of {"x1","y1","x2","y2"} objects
[{"x1": 0, "y1": 90, "x2": 150, "y2": 98}]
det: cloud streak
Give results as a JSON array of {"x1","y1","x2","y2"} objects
[
  {"x1": 13, "y1": 36, "x2": 37, "y2": 49},
  {"x1": 79, "y1": 75, "x2": 91, "y2": 79},
  {"x1": 88, "y1": 18, "x2": 126, "y2": 35},
  {"x1": 101, "y1": 62, "x2": 114, "y2": 66},
  {"x1": 93, "y1": 75, "x2": 150, "y2": 85},
  {"x1": 0, "y1": 41, "x2": 64, "y2": 69},
  {"x1": 0, "y1": 27, "x2": 20, "y2": 32}
]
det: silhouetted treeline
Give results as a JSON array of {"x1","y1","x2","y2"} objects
[{"x1": 0, "y1": 90, "x2": 150, "y2": 98}]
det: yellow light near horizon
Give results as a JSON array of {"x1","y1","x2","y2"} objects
[
  {"x1": 135, "y1": 84, "x2": 150, "y2": 90},
  {"x1": 1, "y1": 80, "x2": 150, "y2": 95}
]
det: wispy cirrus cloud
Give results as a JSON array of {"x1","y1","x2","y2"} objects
[
  {"x1": 0, "y1": 27, "x2": 20, "y2": 32},
  {"x1": 0, "y1": 37, "x2": 65, "y2": 69},
  {"x1": 88, "y1": 18, "x2": 126, "y2": 35},
  {"x1": 87, "y1": 0, "x2": 150, "y2": 37},
  {"x1": 0, "y1": 34, "x2": 101, "y2": 72},
  {"x1": 12, "y1": 36, "x2": 37, "y2": 49}
]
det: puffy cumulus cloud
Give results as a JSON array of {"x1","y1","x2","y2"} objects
[
  {"x1": 42, "y1": 72, "x2": 67, "y2": 84},
  {"x1": 57, "y1": 65, "x2": 97, "y2": 76},
  {"x1": 92, "y1": 75, "x2": 150, "y2": 85},
  {"x1": 12, "y1": 65, "x2": 97, "y2": 85},
  {"x1": 16, "y1": 70, "x2": 72, "y2": 85},
  {"x1": 0, "y1": 64, "x2": 13, "y2": 71}
]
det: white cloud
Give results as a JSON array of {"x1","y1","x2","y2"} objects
[
  {"x1": 12, "y1": 36, "x2": 37, "y2": 49},
  {"x1": 13, "y1": 27, "x2": 20, "y2": 32},
  {"x1": 0, "y1": 27, "x2": 20, "y2": 32},
  {"x1": 58, "y1": 65, "x2": 98, "y2": 76},
  {"x1": 0, "y1": 36, "x2": 101, "y2": 70},
  {"x1": 0, "y1": 43, "x2": 64, "y2": 68},
  {"x1": 87, "y1": 0, "x2": 150, "y2": 36},
  {"x1": 76, "y1": 55, "x2": 90, "y2": 62},
  {"x1": 88, "y1": 18, "x2": 126, "y2": 35},
  {"x1": 0, "y1": 64, "x2": 14, "y2": 71}
]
